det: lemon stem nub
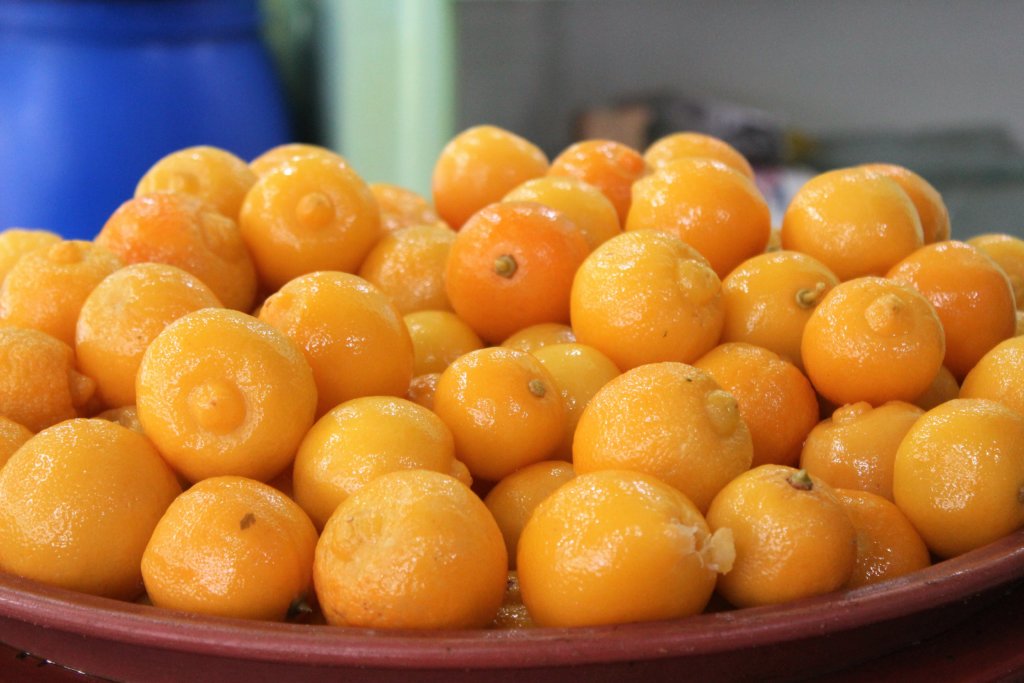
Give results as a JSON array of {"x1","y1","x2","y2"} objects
[
  {"x1": 494, "y1": 254, "x2": 518, "y2": 278},
  {"x1": 787, "y1": 469, "x2": 814, "y2": 491},
  {"x1": 528, "y1": 378, "x2": 547, "y2": 397},
  {"x1": 796, "y1": 281, "x2": 827, "y2": 308}
]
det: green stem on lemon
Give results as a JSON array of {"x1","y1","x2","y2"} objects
[{"x1": 787, "y1": 469, "x2": 814, "y2": 491}]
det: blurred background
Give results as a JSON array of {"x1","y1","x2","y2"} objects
[{"x1": 2, "y1": 0, "x2": 1023, "y2": 238}]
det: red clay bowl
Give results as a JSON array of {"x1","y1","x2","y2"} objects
[{"x1": 2, "y1": 527, "x2": 1024, "y2": 682}]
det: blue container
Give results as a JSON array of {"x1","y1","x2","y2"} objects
[{"x1": 0, "y1": 0, "x2": 291, "y2": 239}]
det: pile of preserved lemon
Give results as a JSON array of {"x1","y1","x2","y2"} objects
[{"x1": 0, "y1": 126, "x2": 1022, "y2": 630}]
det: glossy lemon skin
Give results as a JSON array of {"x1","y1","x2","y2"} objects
[
  {"x1": 314, "y1": 469, "x2": 508, "y2": 629},
  {"x1": 433, "y1": 347, "x2": 566, "y2": 482},
  {"x1": 142, "y1": 475, "x2": 318, "y2": 621},
  {"x1": 571, "y1": 229, "x2": 724, "y2": 371},
  {"x1": 0, "y1": 419, "x2": 181, "y2": 600},
  {"x1": 136, "y1": 308, "x2": 317, "y2": 483},
  {"x1": 626, "y1": 157, "x2": 771, "y2": 278},
  {"x1": 706, "y1": 464, "x2": 857, "y2": 608},
  {"x1": 801, "y1": 276, "x2": 945, "y2": 406},
  {"x1": 573, "y1": 361, "x2": 752, "y2": 513},
  {"x1": 721, "y1": 250, "x2": 839, "y2": 370},
  {"x1": 239, "y1": 155, "x2": 381, "y2": 291},
  {"x1": 781, "y1": 167, "x2": 923, "y2": 281},
  {"x1": 893, "y1": 398, "x2": 1024, "y2": 558},
  {"x1": 517, "y1": 469, "x2": 726, "y2": 627}
]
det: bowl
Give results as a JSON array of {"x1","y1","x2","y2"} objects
[{"x1": 2, "y1": 527, "x2": 1024, "y2": 682}]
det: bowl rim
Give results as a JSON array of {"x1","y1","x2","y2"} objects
[{"x1": 1, "y1": 527, "x2": 1023, "y2": 670}]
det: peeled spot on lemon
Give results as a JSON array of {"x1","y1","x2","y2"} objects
[{"x1": 517, "y1": 469, "x2": 732, "y2": 627}]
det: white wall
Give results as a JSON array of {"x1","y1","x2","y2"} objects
[{"x1": 457, "y1": 0, "x2": 1024, "y2": 152}]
